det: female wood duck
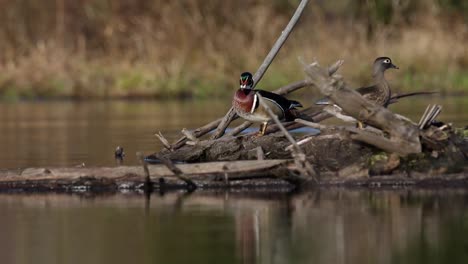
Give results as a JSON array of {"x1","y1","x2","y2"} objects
[
  {"x1": 233, "y1": 72, "x2": 302, "y2": 135},
  {"x1": 316, "y1": 57, "x2": 398, "y2": 127}
]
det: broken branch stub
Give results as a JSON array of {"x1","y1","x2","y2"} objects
[
  {"x1": 303, "y1": 61, "x2": 421, "y2": 156},
  {"x1": 155, "y1": 131, "x2": 173, "y2": 151}
]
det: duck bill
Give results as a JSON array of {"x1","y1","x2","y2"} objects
[{"x1": 391, "y1": 63, "x2": 399, "y2": 69}]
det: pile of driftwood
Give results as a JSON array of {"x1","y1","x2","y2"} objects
[
  {"x1": 149, "y1": 59, "x2": 467, "y2": 186},
  {"x1": 0, "y1": 0, "x2": 466, "y2": 192}
]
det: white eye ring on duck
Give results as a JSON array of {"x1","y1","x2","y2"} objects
[{"x1": 383, "y1": 59, "x2": 391, "y2": 64}]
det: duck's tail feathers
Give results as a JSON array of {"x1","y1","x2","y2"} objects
[
  {"x1": 388, "y1": 91, "x2": 438, "y2": 105},
  {"x1": 289, "y1": 100, "x2": 303, "y2": 108}
]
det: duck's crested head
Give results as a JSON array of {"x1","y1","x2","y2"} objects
[
  {"x1": 239, "y1": 72, "x2": 254, "y2": 89},
  {"x1": 373, "y1": 57, "x2": 399, "y2": 75}
]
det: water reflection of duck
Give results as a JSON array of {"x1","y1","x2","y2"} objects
[{"x1": 233, "y1": 72, "x2": 303, "y2": 135}]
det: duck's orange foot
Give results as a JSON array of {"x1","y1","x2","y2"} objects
[{"x1": 251, "y1": 131, "x2": 264, "y2": 138}]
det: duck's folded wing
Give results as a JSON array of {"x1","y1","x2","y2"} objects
[
  {"x1": 355, "y1": 85, "x2": 376, "y2": 96},
  {"x1": 257, "y1": 90, "x2": 302, "y2": 110}
]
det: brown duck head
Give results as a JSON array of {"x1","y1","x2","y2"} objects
[{"x1": 373, "y1": 57, "x2": 398, "y2": 77}]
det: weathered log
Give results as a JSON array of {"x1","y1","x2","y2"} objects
[
  {"x1": 2, "y1": 126, "x2": 467, "y2": 192},
  {"x1": 0, "y1": 160, "x2": 295, "y2": 191},
  {"x1": 1, "y1": 162, "x2": 467, "y2": 192}
]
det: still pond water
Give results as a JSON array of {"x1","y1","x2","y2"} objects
[
  {"x1": 0, "y1": 97, "x2": 467, "y2": 264},
  {"x1": 1, "y1": 190, "x2": 468, "y2": 264}
]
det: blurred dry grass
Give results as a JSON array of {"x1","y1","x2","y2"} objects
[{"x1": 0, "y1": 0, "x2": 467, "y2": 99}]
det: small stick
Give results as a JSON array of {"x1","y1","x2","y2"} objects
[
  {"x1": 222, "y1": 164, "x2": 229, "y2": 185},
  {"x1": 136, "y1": 152, "x2": 152, "y2": 193},
  {"x1": 155, "y1": 131, "x2": 173, "y2": 151},
  {"x1": 259, "y1": 95, "x2": 301, "y2": 153},
  {"x1": 181, "y1": 128, "x2": 199, "y2": 144},
  {"x1": 256, "y1": 147, "x2": 265, "y2": 160},
  {"x1": 257, "y1": 94, "x2": 318, "y2": 182},
  {"x1": 418, "y1": 105, "x2": 442, "y2": 129},
  {"x1": 157, "y1": 155, "x2": 197, "y2": 191},
  {"x1": 295, "y1": 118, "x2": 328, "y2": 130},
  {"x1": 285, "y1": 137, "x2": 315, "y2": 151},
  {"x1": 327, "y1": 60, "x2": 344, "y2": 75},
  {"x1": 226, "y1": 121, "x2": 253, "y2": 136}
]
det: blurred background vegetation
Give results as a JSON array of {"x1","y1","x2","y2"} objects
[{"x1": 0, "y1": 0, "x2": 466, "y2": 99}]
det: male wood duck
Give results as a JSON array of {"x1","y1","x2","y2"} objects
[
  {"x1": 315, "y1": 57, "x2": 398, "y2": 127},
  {"x1": 233, "y1": 72, "x2": 302, "y2": 135}
]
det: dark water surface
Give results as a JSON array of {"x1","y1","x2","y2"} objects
[
  {"x1": 0, "y1": 190, "x2": 467, "y2": 264},
  {"x1": 0, "y1": 96, "x2": 466, "y2": 169}
]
